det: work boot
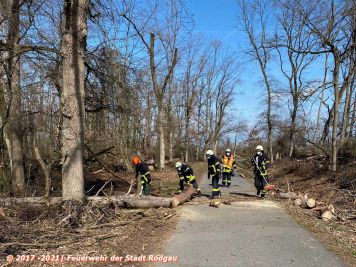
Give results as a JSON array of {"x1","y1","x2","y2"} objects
[
  {"x1": 261, "y1": 190, "x2": 266, "y2": 198},
  {"x1": 256, "y1": 189, "x2": 260, "y2": 196}
]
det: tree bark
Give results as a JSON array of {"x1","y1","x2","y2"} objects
[
  {"x1": 60, "y1": 0, "x2": 88, "y2": 201},
  {"x1": 314, "y1": 55, "x2": 328, "y2": 143},
  {"x1": 0, "y1": 192, "x2": 201, "y2": 209},
  {"x1": 33, "y1": 141, "x2": 52, "y2": 197},
  {"x1": 350, "y1": 90, "x2": 356, "y2": 138},
  {"x1": 331, "y1": 50, "x2": 340, "y2": 172},
  {"x1": 1, "y1": 0, "x2": 25, "y2": 196},
  {"x1": 289, "y1": 93, "x2": 298, "y2": 157},
  {"x1": 261, "y1": 68, "x2": 274, "y2": 162},
  {"x1": 149, "y1": 33, "x2": 178, "y2": 169}
]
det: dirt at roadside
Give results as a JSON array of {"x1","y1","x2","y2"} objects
[{"x1": 269, "y1": 159, "x2": 356, "y2": 266}]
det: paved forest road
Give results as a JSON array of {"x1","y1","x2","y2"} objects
[{"x1": 158, "y1": 174, "x2": 345, "y2": 267}]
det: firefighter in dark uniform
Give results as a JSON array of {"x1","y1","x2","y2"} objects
[
  {"x1": 206, "y1": 150, "x2": 221, "y2": 198},
  {"x1": 251, "y1": 145, "x2": 270, "y2": 198},
  {"x1": 175, "y1": 162, "x2": 201, "y2": 194},
  {"x1": 221, "y1": 148, "x2": 237, "y2": 187},
  {"x1": 132, "y1": 156, "x2": 152, "y2": 196}
]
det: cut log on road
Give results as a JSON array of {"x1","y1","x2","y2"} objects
[
  {"x1": 171, "y1": 186, "x2": 196, "y2": 206},
  {"x1": 122, "y1": 196, "x2": 178, "y2": 208}
]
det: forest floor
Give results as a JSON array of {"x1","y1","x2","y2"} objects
[
  {"x1": 1, "y1": 159, "x2": 355, "y2": 266},
  {"x1": 0, "y1": 162, "x2": 206, "y2": 266},
  {"x1": 269, "y1": 159, "x2": 356, "y2": 266}
]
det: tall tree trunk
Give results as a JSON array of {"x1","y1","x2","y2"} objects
[
  {"x1": 289, "y1": 94, "x2": 298, "y2": 158},
  {"x1": 350, "y1": 90, "x2": 356, "y2": 138},
  {"x1": 60, "y1": 0, "x2": 88, "y2": 201},
  {"x1": 261, "y1": 68, "x2": 273, "y2": 162},
  {"x1": 314, "y1": 88, "x2": 325, "y2": 143},
  {"x1": 340, "y1": 78, "x2": 352, "y2": 145},
  {"x1": 314, "y1": 55, "x2": 328, "y2": 143},
  {"x1": 185, "y1": 120, "x2": 189, "y2": 162},
  {"x1": 149, "y1": 33, "x2": 177, "y2": 169},
  {"x1": 3, "y1": 0, "x2": 25, "y2": 196},
  {"x1": 144, "y1": 89, "x2": 152, "y2": 152},
  {"x1": 168, "y1": 130, "x2": 173, "y2": 161},
  {"x1": 157, "y1": 101, "x2": 165, "y2": 169},
  {"x1": 331, "y1": 52, "x2": 340, "y2": 172}
]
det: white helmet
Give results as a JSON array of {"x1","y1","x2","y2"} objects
[
  {"x1": 206, "y1": 150, "x2": 214, "y2": 156},
  {"x1": 256, "y1": 145, "x2": 263, "y2": 151},
  {"x1": 206, "y1": 150, "x2": 214, "y2": 159},
  {"x1": 175, "y1": 162, "x2": 182, "y2": 170},
  {"x1": 226, "y1": 148, "x2": 231, "y2": 153}
]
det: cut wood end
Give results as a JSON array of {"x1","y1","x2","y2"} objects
[
  {"x1": 294, "y1": 198, "x2": 302, "y2": 206},
  {"x1": 322, "y1": 210, "x2": 335, "y2": 221},
  {"x1": 306, "y1": 198, "x2": 316, "y2": 208},
  {"x1": 209, "y1": 200, "x2": 220, "y2": 208}
]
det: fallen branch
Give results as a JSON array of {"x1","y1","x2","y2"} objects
[
  {"x1": 85, "y1": 146, "x2": 115, "y2": 162},
  {"x1": 85, "y1": 145, "x2": 130, "y2": 186},
  {"x1": 95, "y1": 178, "x2": 113, "y2": 196}
]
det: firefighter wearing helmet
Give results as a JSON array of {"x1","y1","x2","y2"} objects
[
  {"x1": 251, "y1": 145, "x2": 270, "y2": 197},
  {"x1": 206, "y1": 150, "x2": 221, "y2": 198},
  {"x1": 132, "y1": 156, "x2": 152, "y2": 196},
  {"x1": 175, "y1": 162, "x2": 201, "y2": 194}
]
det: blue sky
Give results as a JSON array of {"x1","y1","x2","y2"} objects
[
  {"x1": 187, "y1": 0, "x2": 265, "y2": 126},
  {"x1": 186, "y1": 0, "x2": 329, "y2": 130}
]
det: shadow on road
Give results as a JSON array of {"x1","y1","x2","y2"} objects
[{"x1": 229, "y1": 192, "x2": 259, "y2": 198}]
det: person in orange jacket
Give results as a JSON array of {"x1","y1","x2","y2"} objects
[
  {"x1": 221, "y1": 149, "x2": 236, "y2": 187},
  {"x1": 132, "y1": 156, "x2": 152, "y2": 196}
]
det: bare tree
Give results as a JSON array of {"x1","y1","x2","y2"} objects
[
  {"x1": 60, "y1": 0, "x2": 88, "y2": 201},
  {"x1": 239, "y1": 0, "x2": 274, "y2": 161},
  {"x1": 294, "y1": 0, "x2": 354, "y2": 171},
  {"x1": 274, "y1": 0, "x2": 315, "y2": 157},
  {"x1": 0, "y1": 0, "x2": 25, "y2": 196}
]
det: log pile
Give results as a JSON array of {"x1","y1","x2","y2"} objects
[{"x1": 274, "y1": 190, "x2": 343, "y2": 221}]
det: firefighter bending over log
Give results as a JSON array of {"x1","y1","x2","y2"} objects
[
  {"x1": 132, "y1": 156, "x2": 152, "y2": 196},
  {"x1": 175, "y1": 162, "x2": 201, "y2": 195}
]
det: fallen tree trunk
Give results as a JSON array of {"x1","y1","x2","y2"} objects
[
  {"x1": 172, "y1": 186, "x2": 196, "y2": 205},
  {"x1": 277, "y1": 192, "x2": 304, "y2": 199},
  {"x1": 0, "y1": 188, "x2": 198, "y2": 209},
  {"x1": 0, "y1": 170, "x2": 201, "y2": 209},
  {"x1": 0, "y1": 195, "x2": 177, "y2": 208}
]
